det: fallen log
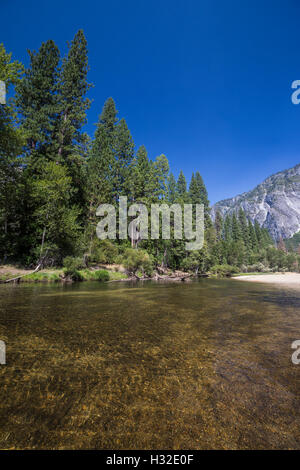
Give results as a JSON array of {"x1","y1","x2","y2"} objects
[{"x1": 153, "y1": 273, "x2": 192, "y2": 282}]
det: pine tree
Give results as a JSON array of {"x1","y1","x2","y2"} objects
[
  {"x1": 232, "y1": 213, "x2": 242, "y2": 242},
  {"x1": 131, "y1": 145, "x2": 152, "y2": 203},
  {"x1": 88, "y1": 97, "x2": 118, "y2": 203},
  {"x1": 167, "y1": 172, "x2": 177, "y2": 204},
  {"x1": 188, "y1": 173, "x2": 198, "y2": 204},
  {"x1": 113, "y1": 118, "x2": 134, "y2": 200},
  {"x1": 176, "y1": 170, "x2": 187, "y2": 201},
  {"x1": 15, "y1": 40, "x2": 60, "y2": 168},
  {"x1": 55, "y1": 30, "x2": 91, "y2": 162},
  {"x1": 254, "y1": 220, "x2": 262, "y2": 244},
  {"x1": 215, "y1": 210, "x2": 223, "y2": 241},
  {"x1": 153, "y1": 154, "x2": 170, "y2": 201},
  {"x1": 0, "y1": 44, "x2": 24, "y2": 261},
  {"x1": 224, "y1": 215, "x2": 232, "y2": 242},
  {"x1": 195, "y1": 171, "x2": 209, "y2": 208},
  {"x1": 238, "y1": 209, "x2": 250, "y2": 246},
  {"x1": 248, "y1": 220, "x2": 258, "y2": 251},
  {"x1": 85, "y1": 98, "x2": 118, "y2": 247}
]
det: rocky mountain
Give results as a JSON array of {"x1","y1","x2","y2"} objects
[{"x1": 212, "y1": 163, "x2": 300, "y2": 241}]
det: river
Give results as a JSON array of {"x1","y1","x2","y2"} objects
[{"x1": 0, "y1": 279, "x2": 299, "y2": 449}]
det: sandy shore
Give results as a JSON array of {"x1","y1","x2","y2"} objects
[{"x1": 233, "y1": 272, "x2": 300, "y2": 289}]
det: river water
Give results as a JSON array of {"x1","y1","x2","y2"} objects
[{"x1": 0, "y1": 279, "x2": 300, "y2": 449}]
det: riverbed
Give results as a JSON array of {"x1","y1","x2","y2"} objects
[{"x1": 0, "y1": 279, "x2": 299, "y2": 449}]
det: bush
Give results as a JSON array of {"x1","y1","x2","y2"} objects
[
  {"x1": 91, "y1": 240, "x2": 119, "y2": 264},
  {"x1": 210, "y1": 264, "x2": 240, "y2": 277},
  {"x1": 93, "y1": 270, "x2": 110, "y2": 282},
  {"x1": 63, "y1": 268, "x2": 83, "y2": 281},
  {"x1": 20, "y1": 272, "x2": 60, "y2": 283},
  {"x1": 122, "y1": 248, "x2": 153, "y2": 277},
  {"x1": 247, "y1": 262, "x2": 268, "y2": 273},
  {"x1": 63, "y1": 256, "x2": 84, "y2": 271},
  {"x1": 240, "y1": 264, "x2": 248, "y2": 273}
]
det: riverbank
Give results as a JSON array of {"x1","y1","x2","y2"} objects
[
  {"x1": 0, "y1": 265, "x2": 127, "y2": 283},
  {"x1": 233, "y1": 272, "x2": 300, "y2": 289},
  {"x1": 0, "y1": 265, "x2": 193, "y2": 284}
]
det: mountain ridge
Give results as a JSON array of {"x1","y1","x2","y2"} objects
[{"x1": 212, "y1": 163, "x2": 300, "y2": 240}]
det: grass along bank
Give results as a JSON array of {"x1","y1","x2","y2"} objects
[{"x1": 0, "y1": 265, "x2": 128, "y2": 283}]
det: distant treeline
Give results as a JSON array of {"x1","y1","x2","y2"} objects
[{"x1": 1, "y1": 32, "x2": 299, "y2": 274}]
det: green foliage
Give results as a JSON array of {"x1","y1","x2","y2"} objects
[
  {"x1": 108, "y1": 271, "x2": 128, "y2": 280},
  {"x1": 1, "y1": 33, "x2": 299, "y2": 278},
  {"x1": 99, "y1": 240, "x2": 119, "y2": 264},
  {"x1": 285, "y1": 232, "x2": 300, "y2": 253},
  {"x1": 122, "y1": 248, "x2": 153, "y2": 276},
  {"x1": 176, "y1": 170, "x2": 187, "y2": 201},
  {"x1": 15, "y1": 40, "x2": 60, "y2": 166},
  {"x1": 32, "y1": 162, "x2": 81, "y2": 262},
  {"x1": 210, "y1": 264, "x2": 240, "y2": 277},
  {"x1": 20, "y1": 272, "x2": 60, "y2": 283},
  {"x1": 92, "y1": 269, "x2": 110, "y2": 282},
  {"x1": 63, "y1": 256, "x2": 85, "y2": 271},
  {"x1": 91, "y1": 240, "x2": 119, "y2": 264},
  {"x1": 63, "y1": 268, "x2": 83, "y2": 281},
  {"x1": 0, "y1": 44, "x2": 25, "y2": 262},
  {"x1": 55, "y1": 30, "x2": 91, "y2": 161}
]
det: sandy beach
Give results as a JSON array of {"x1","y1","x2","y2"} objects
[{"x1": 234, "y1": 272, "x2": 300, "y2": 289}]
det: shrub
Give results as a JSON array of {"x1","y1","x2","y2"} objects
[
  {"x1": 240, "y1": 264, "x2": 248, "y2": 273},
  {"x1": 63, "y1": 268, "x2": 83, "y2": 282},
  {"x1": 247, "y1": 262, "x2": 267, "y2": 273},
  {"x1": 210, "y1": 264, "x2": 240, "y2": 277},
  {"x1": 93, "y1": 270, "x2": 110, "y2": 282},
  {"x1": 91, "y1": 240, "x2": 119, "y2": 264},
  {"x1": 122, "y1": 248, "x2": 153, "y2": 277},
  {"x1": 63, "y1": 256, "x2": 84, "y2": 271}
]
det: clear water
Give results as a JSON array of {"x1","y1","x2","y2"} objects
[{"x1": 0, "y1": 279, "x2": 300, "y2": 449}]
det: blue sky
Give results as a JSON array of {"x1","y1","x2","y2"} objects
[{"x1": 2, "y1": 0, "x2": 300, "y2": 203}]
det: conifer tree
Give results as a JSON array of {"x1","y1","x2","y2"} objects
[
  {"x1": 15, "y1": 40, "x2": 60, "y2": 167},
  {"x1": 188, "y1": 173, "x2": 198, "y2": 204},
  {"x1": 88, "y1": 97, "x2": 118, "y2": 203},
  {"x1": 153, "y1": 154, "x2": 170, "y2": 201},
  {"x1": 176, "y1": 170, "x2": 187, "y2": 201},
  {"x1": 224, "y1": 215, "x2": 232, "y2": 242},
  {"x1": 238, "y1": 209, "x2": 250, "y2": 246},
  {"x1": 131, "y1": 145, "x2": 152, "y2": 203},
  {"x1": 248, "y1": 220, "x2": 258, "y2": 250},
  {"x1": 232, "y1": 213, "x2": 242, "y2": 242},
  {"x1": 113, "y1": 118, "x2": 134, "y2": 200},
  {"x1": 254, "y1": 220, "x2": 262, "y2": 244},
  {"x1": 85, "y1": 98, "x2": 118, "y2": 246},
  {"x1": 56, "y1": 30, "x2": 91, "y2": 162},
  {"x1": 0, "y1": 44, "x2": 24, "y2": 261},
  {"x1": 195, "y1": 171, "x2": 209, "y2": 208},
  {"x1": 167, "y1": 172, "x2": 177, "y2": 204},
  {"x1": 215, "y1": 210, "x2": 223, "y2": 241}
]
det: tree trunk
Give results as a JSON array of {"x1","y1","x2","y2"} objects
[
  {"x1": 40, "y1": 212, "x2": 49, "y2": 257},
  {"x1": 58, "y1": 112, "x2": 67, "y2": 156}
]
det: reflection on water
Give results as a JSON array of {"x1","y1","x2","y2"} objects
[{"x1": 0, "y1": 279, "x2": 300, "y2": 449}]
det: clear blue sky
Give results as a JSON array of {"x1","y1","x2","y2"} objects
[{"x1": 2, "y1": 0, "x2": 300, "y2": 203}]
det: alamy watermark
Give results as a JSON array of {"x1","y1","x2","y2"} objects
[
  {"x1": 96, "y1": 197, "x2": 204, "y2": 250},
  {"x1": 291, "y1": 80, "x2": 300, "y2": 104},
  {"x1": 0, "y1": 80, "x2": 6, "y2": 105},
  {"x1": 291, "y1": 340, "x2": 300, "y2": 365},
  {"x1": 0, "y1": 340, "x2": 6, "y2": 365}
]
